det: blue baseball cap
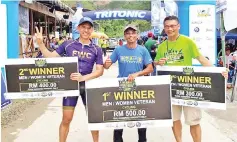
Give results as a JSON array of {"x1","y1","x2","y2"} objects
[{"x1": 78, "y1": 17, "x2": 94, "y2": 27}]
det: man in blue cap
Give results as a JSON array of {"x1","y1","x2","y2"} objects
[{"x1": 35, "y1": 17, "x2": 104, "y2": 142}]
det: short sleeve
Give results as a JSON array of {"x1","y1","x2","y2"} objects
[
  {"x1": 154, "y1": 45, "x2": 163, "y2": 61},
  {"x1": 96, "y1": 47, "x2": 103, "y2": 65},
  {"x1": 143, "y1": 48, "x2": 153, "y2": 65},
  {"x1": 55, "y1": 41, "x2": 68, "y2": 55},
  {"x1": 189, "y1": 39, "x2": 201, "y2": 59},
  {"x1": 110, "y1": 47, "x2": 119, "y2": 63}
]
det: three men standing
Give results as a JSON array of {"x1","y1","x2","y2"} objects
[{"x1": 35, "y1": 15, "x2": 228, "y2": 142}]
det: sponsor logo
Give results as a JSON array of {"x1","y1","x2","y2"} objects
[
  {"x1": 105, "y1": 123, "x2": 115, "y2": 128},
  {"x1": 136, "y1": 122, "x2": 141, "y2": 127},
  {"x1": 95, "y1": 11, "x2": 146, "y2": 19},
  {"x1": 194, "y1": 27, "x2": 200, "y2": 32},
  {"x1": 105, "y1": 123, "x2": 126, "y2": 129},
  {"x1": 193, "y1": 101, "x2": 198, "y2": 106},
  {"x1": 183, "y1": 67, "x2": 194, "y2": 75},
  {"x1": 35, "y1": 59, "x2": 47, "y2": 67},
  {"x1": 206, "y1": 37, "x2": 213, "y2": 40},
  {"x1": 118, "y1": 78, "x2": 136, "y2": 92},
  {"x1": 197, "y1": 8, "x2": 211, "y2": 17},
  {"x1": 40, "y1": 92, "x2": 53, "y2": 97},
  {"x1": 192, "y1": 37, "x2": 202, "y2": 42},
  {"x1": 206, "y1": 28, "x2": 213, "y2": 32},
  {"x1": 191, "y1": 21, "x2": 203, "y2": 24},
  {"x1": 140, "y1": 121, "x2": 155, "y2": 127},
  {"x1": 186, "y1": 100, "x2": 193, "y2": 106},
  {"x1": 127, "y1": 122, "x2": 135, "y2": 128}
]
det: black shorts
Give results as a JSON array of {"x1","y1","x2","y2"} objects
[{"x1": 62, "y1": 81, "x2": 86, "y2": 109}]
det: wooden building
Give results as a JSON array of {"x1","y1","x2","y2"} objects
[{"x1": 19, "y1": 0, "x2": 74, "y2": 58}]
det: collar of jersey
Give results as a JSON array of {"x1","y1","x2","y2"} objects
[{"x1": 75, "y1": 38, "x2": 94, "y2": 48}]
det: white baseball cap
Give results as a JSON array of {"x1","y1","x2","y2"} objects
[{"x1": 233, "y1": 51, "x2": 237, "y2": 57}]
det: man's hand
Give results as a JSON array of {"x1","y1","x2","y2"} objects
[
  {"x1": 104, "y1": 56, "x2": 112, "y2": 69},
  {"x1": 70, "y1": 73, "x2": 84, "y2": 82},
  {"x1": 35, "y1": 27, "x2": 43, "y2": 45},
  {"x1": 221, "y1": 69, "x2": 229, "y2": 79},
  {"x1": 127, "y1": 73, "x2": 139, "y2": 82},
  {"x1": 154, "y1": 58, "x2": 167, "y2": 66}
]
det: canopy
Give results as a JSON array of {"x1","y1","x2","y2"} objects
[
  {"x1": 90, "y1": 32, "x2": 109, "y2": 39},
  {"x1": 217, "y1": 28, "x2": 237, "y2": 39}
]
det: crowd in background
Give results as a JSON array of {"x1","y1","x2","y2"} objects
[
  {"x1": 41, "y1": 32, "x2": 237, "y2": 88},
  {"x1": 218, "y1": 41, "x2": 237, "y2": 88},
  {"x1": 49, "y1": 36, "x2": 72, "y2": 50}
]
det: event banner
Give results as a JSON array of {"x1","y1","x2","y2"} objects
[
  {"x1": 4, "y1": 57, "x2": 79, "y2": 99},
  {"x1": 86, "y1": 76, "x2": 172, "y2": 130},
  {"x1": 157, "y1": 66, "x2": 226, "y2": 110},
  {"x1": 189, "y1": 5, "x2": 216, "y2": 65}
]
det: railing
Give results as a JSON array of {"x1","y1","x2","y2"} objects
[{"x1": 19, "y1": 35, "x2": 50, "y2": 58}]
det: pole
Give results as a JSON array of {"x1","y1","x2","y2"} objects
[
  {"x1": 231, "y1": 61, "x2": 237, "y2": 102},
  {"x1": 220, "y1": 12, "x2": 226, "y2": 67}
]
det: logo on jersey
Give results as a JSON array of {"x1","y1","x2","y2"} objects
[
  {"x1": 120, "y1": 56, "x2": 142, "y2": 63},
  {"x1": 164, "y1": 49, "x2": 184, "y2": 64},
  {"x1": 72, "y1": 50, "x2": 92, "y2": 59}
]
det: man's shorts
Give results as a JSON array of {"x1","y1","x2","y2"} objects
[
  {"x1": 172, "y1": 105, "x2": 202, "y2": 126},
  {"x1": 63, "y1": 81, "x2": 86, "y2": 109}
]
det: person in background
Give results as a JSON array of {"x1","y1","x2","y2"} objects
[
  {"x1": 144, "y1": 33, "x2": 158, "y2": 76},
  {"x1": 50, "y1": 37, "x2": 59, "y2": 49},
  {"x1": 137, "y1": 38, "x2": 144, "y2": 46},
  {"x1": 161, "y1": 36, "x2": 167, "y2": 43},
  {"x1": 58, "y1": 36, "x2": 65, "y2": 45},
  {"x1": 144, "y1": 32, "x2": 156, "y2": 53},
  {"x1": 119, "y1": 39, "x2": 123, "y2": 46},
  {"x1": 101, "y1": 37, "x2": 108, "y2": 56},
  {"x1": 223, "y1": 46, "x2": 234, "y2": 88}
]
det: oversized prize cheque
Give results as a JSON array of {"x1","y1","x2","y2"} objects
[
  {"x1": 86, "y1": 75, "x2": 172, "y2": 130},
  {"x1": 4, "y1": 57, "x2": 78, "y2": 99},
  {"x1": 157, "y1": 66, "x2": 226, "y2": 110}
]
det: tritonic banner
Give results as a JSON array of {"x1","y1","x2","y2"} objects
[
  {"x1": 4, "y1": 57, "x2": 79, "y2": 99},
  {"x1": 86, "y1": 76, "x2": 172, "y2": 130},
  {"x1": 157, "y1": 66, "x2": 226, "y2": 110},
  {"x1": 82, "y1": 10, "x2": 151, "y2": 20}
]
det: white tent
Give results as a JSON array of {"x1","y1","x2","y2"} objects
[{"x1": 217, "y1": 0, "x2": 237, "y2": 32}]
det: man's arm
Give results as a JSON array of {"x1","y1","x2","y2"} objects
[
  {"x1": 104, "y1": 48, "x2": 118, "y2": 69},
  {"x1": 139, "y1": 48, "x2": 154, "y2": 75},
  {"x1": 81, "y1": 65, "x2": 104, "y2": 81},
  {"x1": 196, "y1": 54, "x2": 213, "y2": 66},
  {"x1": 82, "y1": 47, "x2": 104, "y2": 81},
  {"x1": 136, "y1": 63, "x2": 154, "y2": 76},
  {"x1": 127, "y1": 63, "x2": 153, "y2": 82},
  {"x1": 39, "y1": 43, "x2": 60, "y2": 58},
  {"x1": 35, "y1": 27, "x2": 60, "y2": 58},
  {"x1": 128, "y1": 49, "x2": 154, "y2": 81},
  {"x1": 103, "y1": 60, "x2": 113, "y2": 69}
]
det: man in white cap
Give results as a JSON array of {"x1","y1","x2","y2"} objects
[{"x1": 104, "y1": 24, "x2": 153, "y2": 142}]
